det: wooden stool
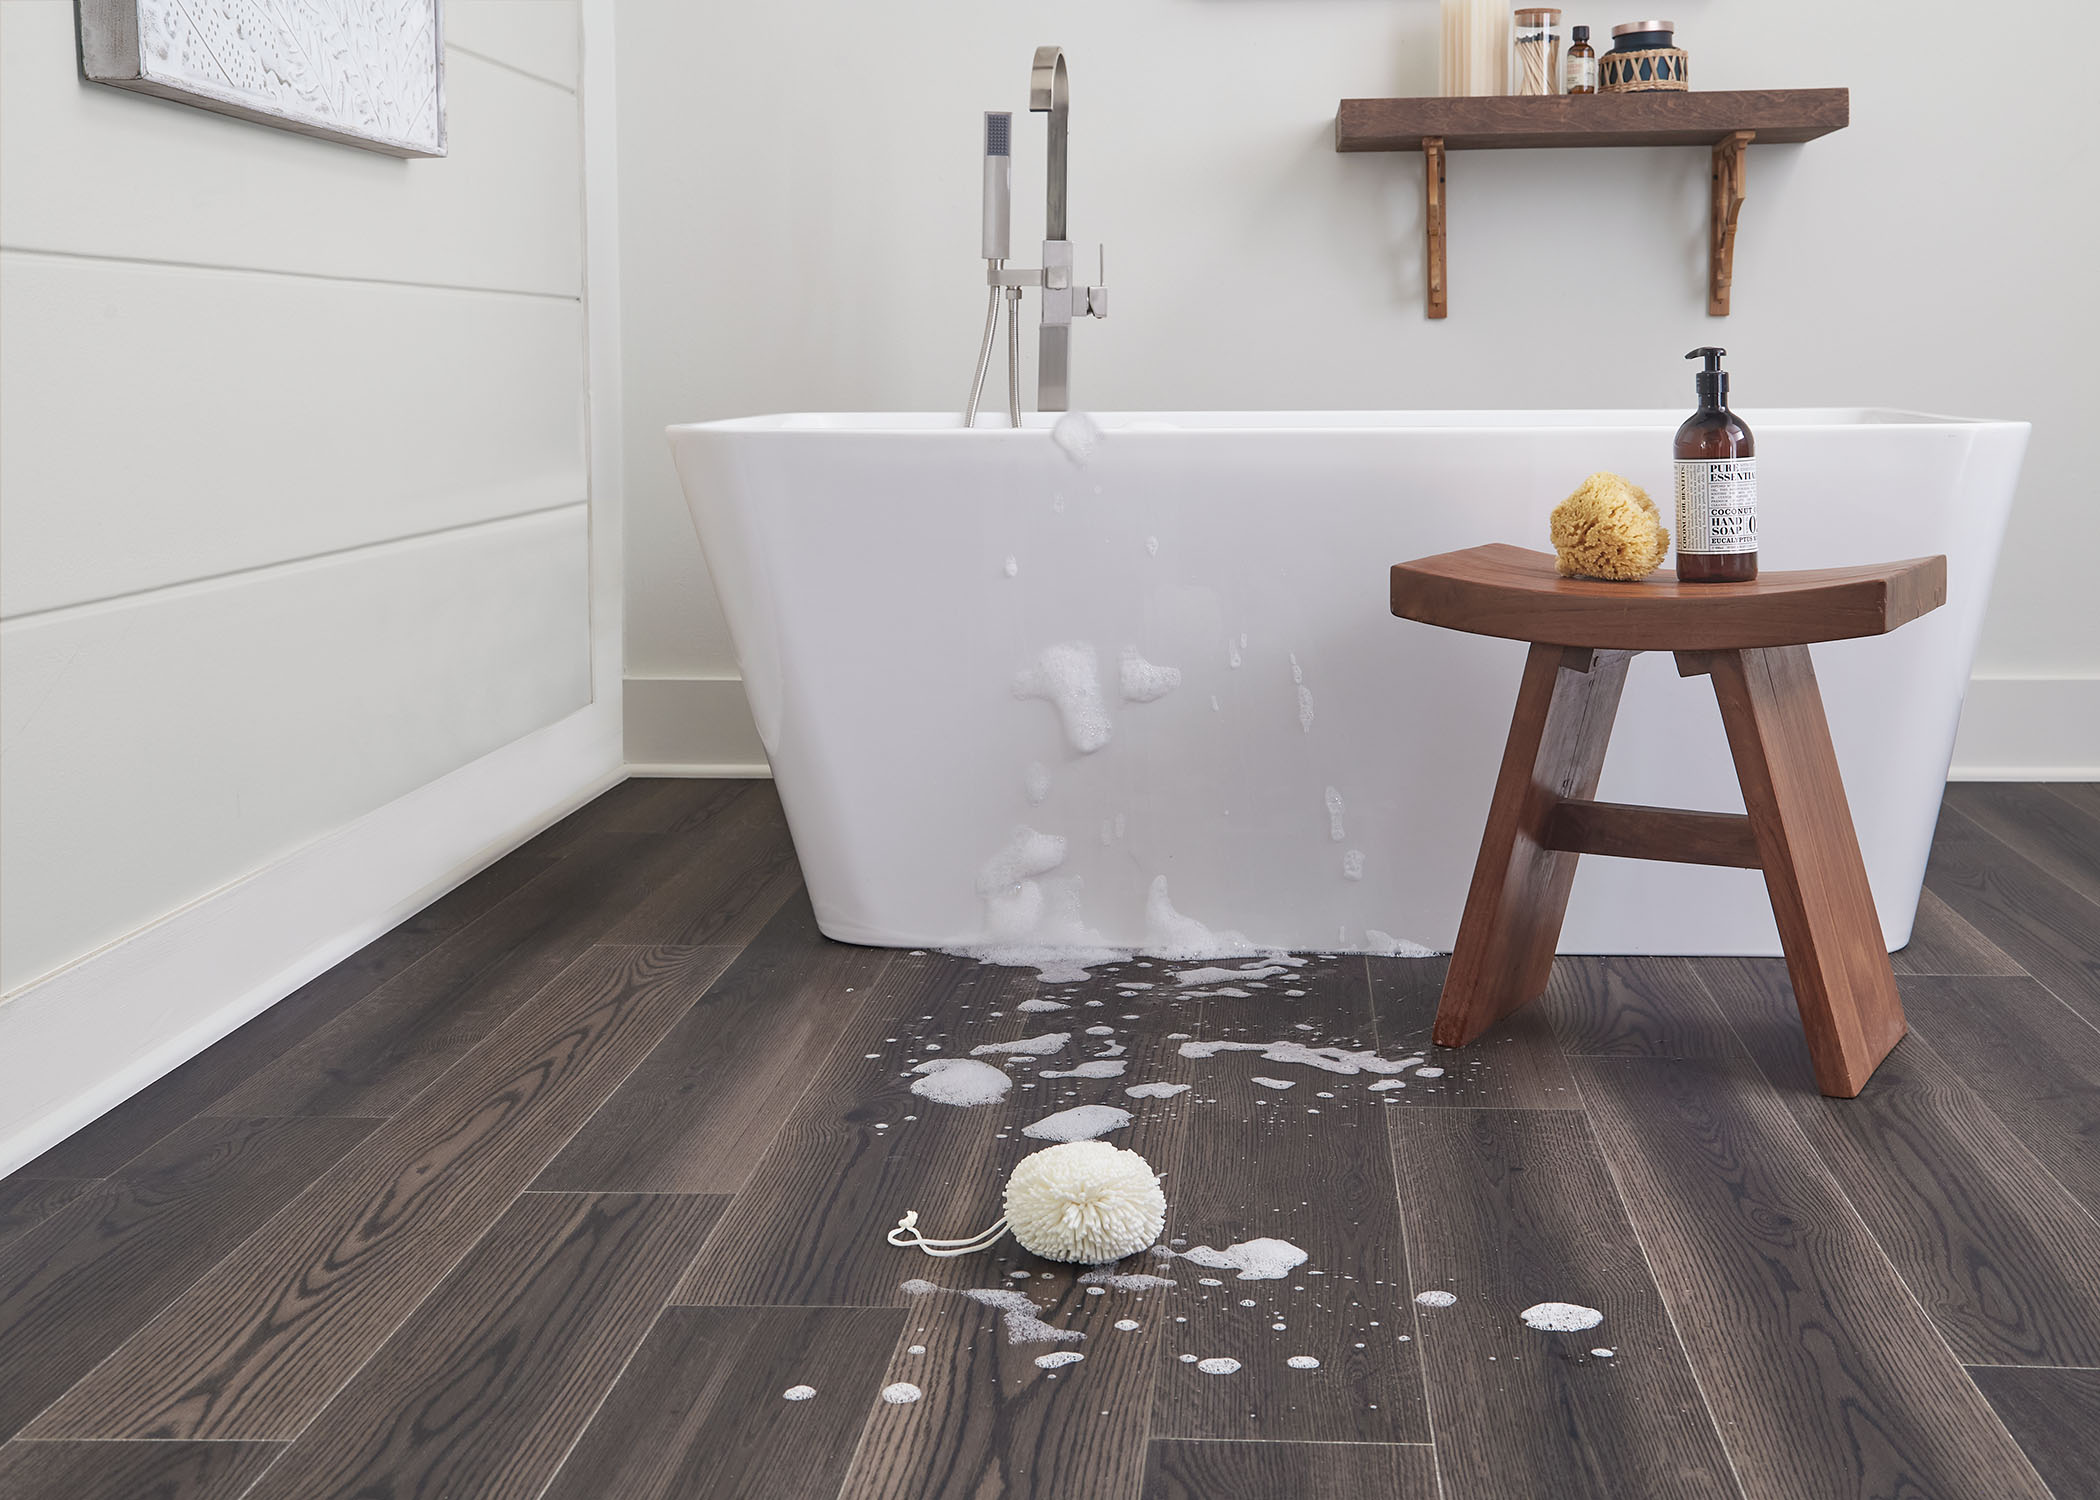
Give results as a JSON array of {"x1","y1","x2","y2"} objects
[{"x1": 1390, "y1": 544, "x2": 1948, "y2": 1097}]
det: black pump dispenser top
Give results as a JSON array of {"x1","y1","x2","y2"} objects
[{"x1": 1687, "y1": 346, "x2": 1728, "y2": 408}]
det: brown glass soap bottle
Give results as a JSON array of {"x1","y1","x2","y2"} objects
[{"x1": 1674, "y1": 347, "x2": 1757, "y2": 582}]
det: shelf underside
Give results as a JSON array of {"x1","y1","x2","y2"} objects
[{"x1": 1335, "y1": 88, "x2": 1849, "y2": 152}]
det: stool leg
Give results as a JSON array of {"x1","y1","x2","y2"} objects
[
  {"x1": 1435, "y1": 644, "x2": 1631, "y2": 1048},
  {"x1": 1710, "y1": 646, "x2": 1907, "y2": 1097}
]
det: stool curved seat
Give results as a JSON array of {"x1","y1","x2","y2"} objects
[{"x1": 1390, "y1": 543, "x2": 1946, "y2": 651}]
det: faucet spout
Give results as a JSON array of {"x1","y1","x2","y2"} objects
[{"x1": 1030, "y1": 46, "x2": 1068, "y2": 241}]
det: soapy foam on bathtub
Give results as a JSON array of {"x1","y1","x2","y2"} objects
[
  {"x1": 978, "y1": 827, "x2": 1068, "y2": 898},
  {"x1": 1022, "y1": 1104, "x2": 1133, "y2": 1141},
  {"x1": 1125, "y1": 1082, "x2": 1190, "y2": 1099},
  {"x1": 1343, "y1": 850, "x2": 1365, "y2": 880},
  {"x1": 1042, "y1": 1059, "x2": 1128, "y2": 1079},
  {"x1": 1146, "y1": 536, "x2": 1159, "y2": 557},
  {"x1": 1365, "y1": 930, "x2": 1437, "y2": 958},
  {"x1": 1145, "y1": 877, "x2": 1263, "y2": 961},
  {"x1": 1119, "y1": 648, "x2": 1182, "y2": 703},
  {"x1": 1013, "y1": 642, "x2": 1112, "y2": 754},
  {"x1": 972, "y1": 1032, "x2": 1070, "y2": 1057},
  {"x1": 1166, "y1": 1238, "x2": 1308, "y2": 1280},
  {"x1": 1521, "y1": 1302, "x2": 1604, "y2": 1332},
  {"x1": 909, "y1": 1058, "x2": 1014, "y2": 1106},
  {"x1": 1024, "y1": 762, "x2": 1050, "y2": 804},
  {"x1": 1297, "y1": 685, "x2": 1316, "y2": 733},
  {"x1": 1325, "y1": 787, "x2": 1345, "y2": 842},
  {"x1": 1227, "y1": 639, "x2": 1242, "y2": 669},
  {"x1": 1004, "y1": 555, "x2": 1019, "y2": 577},
  {"x1": 962, "y1": 1287, "x2": 1086, "y2": 1344},
  {"x1": 1051, "y1": 410, "x2": 1101, "y2": 465}
]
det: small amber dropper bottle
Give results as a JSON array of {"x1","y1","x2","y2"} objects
[
  {"x1": 1674, "y1": 347, "x2": 1757, "y2": 582},
  {"x1": 1564, "y1": 25, "x2": 1597, "y2": 94}
]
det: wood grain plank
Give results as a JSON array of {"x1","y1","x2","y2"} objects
[
  {"x1": 1895, "y1": 975, "x2": 2100, "y2": 1220},
  {"x1": 244, "y1": 1191, "x2": 725, "y2": 1500},
  {"x1": 536, "y1": 891, "x2": 887, "y2": 1193},
  {"x1": 0, "y1": 1177, "x2": 96, "y2": 1250},
  {"x1": 1944, "y1": 782, "x2": 2100, "y2": 905},
  {"x1": 208, "y1": 818, "x2": 767, "y2": 1118},
  {"x1": 18, "y1": 850, "x2": 553, "y2": 1177},
  {"x1": 1337, "y1": 89, "x2": 1849, "y2": 153},
  {"x1": 1142, "y1": 1439, "x2": 1440, "y2": 1500},
  {"x1": 1893, "y1": 887, "x2": 2026, "y2": 977},
  {"x1": 2045, "y1": 781, "x2": 2100, "y2": 821},
  {"x1": 0, "y1": 1439, "x2": 281, "y2": 1500},
  {"x1": 837, "y1": 1268, "x2": 1170, "y2": 1500},
  {"x1": 1369, "y1": 955, "x2": 1579, "y2": 1107},
  {"x1": 1925, "y1": 803, "x2": 2100, "y2": 1026},
  {"x1": 0, "y1": 1116, "x2": 377, "y2": 1439},
  {"x1": 25, "y1": 944, "x2": 733, "y2": 1442},
  {"x1": 598, "y1": 782, "x2": 804, "y2": 947},
  {"x1": 1713, "y1": 958, "x2": 2100, "y2": 1367},
  {"x1": 1390, "y1": 1108, "x2": 1739, "y2": 1499},
  {"x1": 1154, "y1": 960, "x2": 1429, "y2": 1444},
  {"x1": 543, "y1": 1305, "x2": 905, "y2": 1500},
  {"x1": 1576, "y1": 1054, "x2": 2053, "y2": 1499},
  {"x1": 1968, "y1": 1365, "x2": 2100, "y2": 1500},
  {"x1": 1539, "y1": 956, "x2": 1746, "y2": 1059},
  {"x1": 516, "y1": 775, "x2": 748, "y2": 856}
]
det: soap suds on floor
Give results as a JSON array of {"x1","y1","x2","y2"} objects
[
  {"x1": 1119, "y1": 647, "x2": 1182, "y2": 703},
  {"x1": 1521, "y1": 1302, "x2": 1604, "y2": 1332},
  {"x1": 1017, "y1": 998, "x2": 1069, "y2": 1012},
  {"x1": 962, "y1": 1288, "x2": 1086, "y2": 1345},
  {"x1": 1195, "y1": 1357, "x2": 1242, "y2": 1375},
  {"x1": 1034, "y1": 1351, "x2": 1085, "y2": 1369},
  {"x1": 1166, "y1": 1237, "x2": 1309, "y2": 1280},
  {"x1": 1286, "y1": 1356, "x2": 1321, "y2": 1370},
  {"x1": 1078, "y1": 1269, "x2": 1177, "y2": 1290},
  {"x1": 972, "y1": 1033, "x2": 1070, "y2": 1057},
  {"x1": 1125, "y1": 1082, "x2": 1191, "y2": 1099},
  {"x1": 1014, "y1": 642, "x2": 1112, "y2": 754},
  {"x1": 881, "y1": 1382, "x2": 923, "y2": 1404},
  {"x1": 1178, "y1": 1039, "x2": 1417, "y2": 1077},
  {"x1": 1115, "y1": 1318, "x2": 1141, "y2": 1331},
  {"x1": 1325, "y1": 787, "x2": 1345, "y2": 841},
  {"x1": 1414, "y1": 1290, "x2": 1458, "y2": 1308},
  {"x1": 900, "y1": 1279, "x2": 940, "y2": 1297},
  {"x1": 1415, "y1": 1067, "x2": 1445, "y2": 1079},
  {"x1": 782, "y1": 1384, "x2": 817, "y2": 1400},
  {"x1": 908, "y1": 1058, "x2": 1013, "y2": 1107},
  {"x1": 1368, "y1": 1079, "x2": 1407, "y2": 1091},
  {"x1": 1251, "y1": 1077, "x2": 1296, "y2": 1090},
  {"x1": 1022, "y1": 1104, "x2": 1133, "y2": 1142},
  {"x1": 1042, "y1": 1059, "x2": 1128, "y2": 1079},
  {"x1": 1591, "y1": 1348, "x2": 1615, "y2": 1358},
  {"x1": 1175, "y1": 964, "x2": 1287, "y2": 987}
]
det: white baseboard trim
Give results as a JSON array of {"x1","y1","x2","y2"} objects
[
  {"x1": 1949, "y1": 675, "x2": 2100, "y2": 781},
  {"x1": 623, "y1": 674, "x2": 769, "y2": 775},
  {"x1": 0, "y1": 703, "x2": 623, "y2": 1176}
]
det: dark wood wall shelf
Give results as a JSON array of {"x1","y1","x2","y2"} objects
[{"x1": 1333, "y1": 89, "x2": 1849, "y2": 318}]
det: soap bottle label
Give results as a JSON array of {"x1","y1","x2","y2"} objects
[{"x1": 1674, "y1": 458, "x2": 1757, "y2": 554}]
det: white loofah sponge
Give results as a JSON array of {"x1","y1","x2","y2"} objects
[
  {"x1": 1003, "y1": 1141, "x2": 1166, "y2": 1263},
  {"x1": 887, "y1": 1140, "x2": 1166, "y2": 1265}
]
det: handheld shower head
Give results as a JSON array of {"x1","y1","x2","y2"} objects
[{"x1": 981, "y1": 111, "x2": 1012, "y2": 261}]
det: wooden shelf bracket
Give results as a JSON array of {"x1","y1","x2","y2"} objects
[
  {"x1": 1424, "y1": 136, "x2": 1448, "y2": 319},
  {"x1": 1709, "y1": 129, "x2": 1752, "y2": 316}
]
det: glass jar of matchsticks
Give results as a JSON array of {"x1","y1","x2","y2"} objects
[{"x1": 1510, "y1": 8, "x2": 1564, "y2": 95}]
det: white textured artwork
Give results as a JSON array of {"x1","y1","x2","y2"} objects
[{"x1": 78, "y1": 0, "x2": 447, "y2": 157}]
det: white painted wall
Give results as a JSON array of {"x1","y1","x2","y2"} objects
[
  {"x1": 0, "y1": 0, "x2": 628, "y2": 1169},
  {"x1": 615, "y1": 0, "x2": 2098, "y2": 776}
]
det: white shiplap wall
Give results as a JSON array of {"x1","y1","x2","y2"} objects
[{"x1": 0, "y1": 0, "x2": 624, "y2": 1169}]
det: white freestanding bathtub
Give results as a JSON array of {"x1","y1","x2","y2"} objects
[{"x1": 667, "y1": 410, "x2": 2026, "y2": 959}]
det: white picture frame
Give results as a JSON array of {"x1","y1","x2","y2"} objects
[{"x1": 76, "y1": 0, "x2": 446, "y2": 158}]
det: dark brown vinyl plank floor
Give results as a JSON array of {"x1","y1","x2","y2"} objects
[{"x1": 1, "y1": 778, "x2": 2095, "y2": 1499}]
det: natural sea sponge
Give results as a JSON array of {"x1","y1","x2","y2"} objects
[{"x1": 1550, "y1": 471, "x2": 1670, "y2": 581}]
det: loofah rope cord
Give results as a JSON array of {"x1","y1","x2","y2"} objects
[{"x1": 887, "y1": 1209, "x2": 1012, "y2": 1258}]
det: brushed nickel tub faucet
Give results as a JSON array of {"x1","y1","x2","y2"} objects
[{"x1": 965, "y1": 46, "x2": 1107, "y2": 426}]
